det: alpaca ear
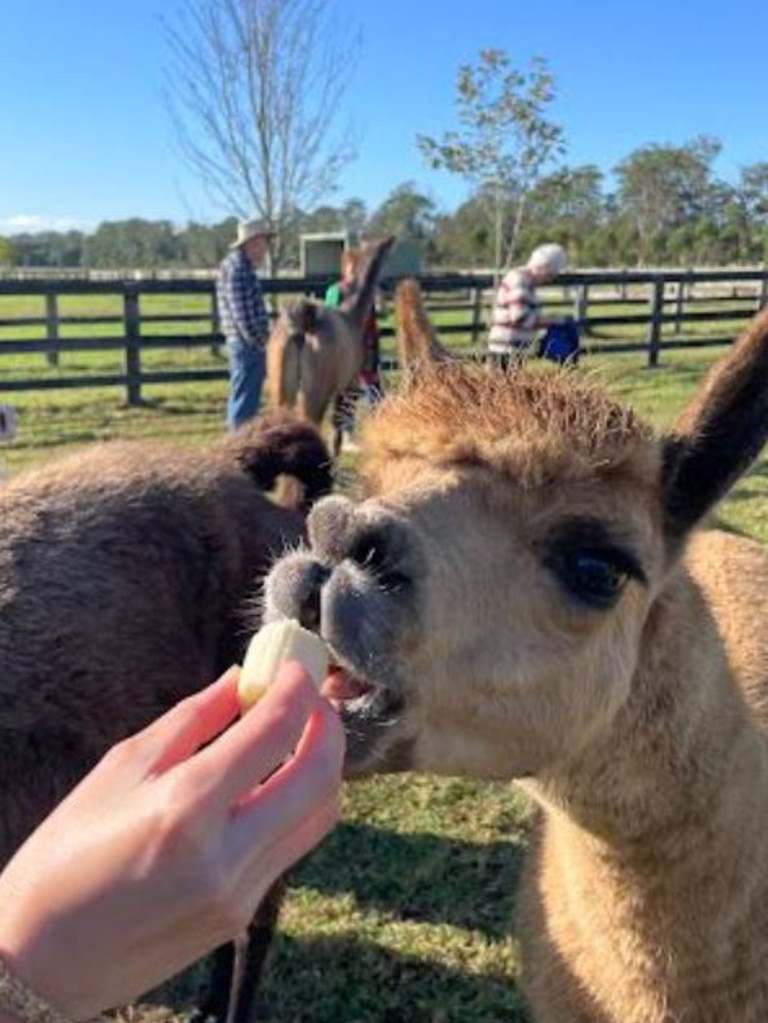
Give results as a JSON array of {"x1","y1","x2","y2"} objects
[{"x1": 662, "y1": 307, "x2": 768, "y2": 537}]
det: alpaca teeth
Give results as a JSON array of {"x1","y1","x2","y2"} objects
[{"x1": 238, "y1": 619, "x2": 329, "y2": 711}]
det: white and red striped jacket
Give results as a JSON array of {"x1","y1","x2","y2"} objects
[{"x1": 488, "y1": 267, "x2": 540, "y2": 353}]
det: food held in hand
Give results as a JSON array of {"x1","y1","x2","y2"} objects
[{"x1": 238, "y1": 619, "x2": 329, "y2": 711}]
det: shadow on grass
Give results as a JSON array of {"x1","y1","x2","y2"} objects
[
  {"x1": 257, "y1": 932, "x2": 531, "y2": 1023},
  {"x1": 147, "y1": 937, "x2": 535, "y2": 1023},
  {"x1": 136, "y1": 397, "x2": 223, "y2": 416},
  {"x1": 708, "y1": 514, "x2": 756, "y2": 538},
  {"x1": 293, "y1": 821, "x2": 525, "y2": 941},
  {"x1": 144, "y1": 817, "x2": 530, "y2": 1021},
  {"x1": 737, "y1": 460, "x2": 768, "y2": 480},
  {"x1": 146, "y1": 930, "x2": 531, "y2": 1023},
  {"x1": 717, "y1": 488, "x2": 768, "y2": 508}
]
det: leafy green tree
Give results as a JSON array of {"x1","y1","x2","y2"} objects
[
  {"x1": 0, "y1": 236, "x2": 14, "y2": 267},
  {"x1": 299, "y1": 205, "x2": 347, "y2": 235},
  {"x1": 340, "y1": 199, "x2": 368, "y2": 237},
  {"x1": 431, "y1": 192, "x2": 495, "y2": 267},
  {"x1": 11, "y1": 231, "x2": 85, "y2": 268},
  {"x1": 614, "y1": 135, "x2": 722, "y2": 265},
  {"x1": 177, "y1": 219, "x2": 235, "y2": 267},
  {"x1": 519, "y1": 165, "x2": 604, "y2": 262},
  {"x1": 528, "y1": 166, "x2": 603, "y2": 222},
  {"x1": 737, "y1": 163, "x2": 768, "y2": 224},
  {"x1": 367, "y1": 182, "x2": 438, "y2": 259},
  {"x1": 417, "y1": 50, "x2": 565, "y2": 270},
  {"x1": 293, "y1": 199, "x2": 368, "y2": 251},
  {"x1": 84, "y1": 220, "x2": 181, "y2": 269}
]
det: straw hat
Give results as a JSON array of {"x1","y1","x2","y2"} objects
[{"x1": 230, "y1": 218, "x2": 276, "y2": 249}]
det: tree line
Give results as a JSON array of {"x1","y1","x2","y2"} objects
[{"x1": 3, "y1": 139, "x2": 767, "y2": 274}]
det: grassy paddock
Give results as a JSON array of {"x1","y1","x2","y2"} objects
[{"x1": 3, "y1": 331, "x2": 768, "y2": 1022}]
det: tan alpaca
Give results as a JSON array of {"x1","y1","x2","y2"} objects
[
  {"x1": 266, "y1": 236, "x2": 394, "y2": 427},
  {"x1": 263, "y1": 306, "x2": 768, "y2": 1022},
  {"x1": 394, "y1": 277, "x2": 456, "y2": 367}
]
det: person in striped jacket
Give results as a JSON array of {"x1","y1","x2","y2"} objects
[{"x1": 487, "y1": 243, "x2": 568, "y2": 369}]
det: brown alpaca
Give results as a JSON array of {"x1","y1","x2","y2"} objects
[
  {"x1": 263, "y1": 306, "x2": 768, "y2": 1022},
  {"x1": 0, "y1": 411, "x2": 331, "y2": 1023},
  {"x1": 266, "y1": 236, "x2": 395, "y2": 430}
]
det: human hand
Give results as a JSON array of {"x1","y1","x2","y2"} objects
[{"x1": 0, "y1": 664, "x2": 344, "y2": 1020}]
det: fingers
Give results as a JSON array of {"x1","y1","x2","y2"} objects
[
  {"x1": 187, "y1": 662, "x2": 335, "y2": 806},
  {"x1": 225, "y1": 692, "x2": 345, "y2": 865},
  {"x1": 128, "y1": 668, "x2": 242, "y2": 779},
  {"x1": 241, "y1": 799, "x2": 341, "y2": 902}
]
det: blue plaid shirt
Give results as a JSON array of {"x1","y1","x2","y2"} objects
[{"x1": 216, "y1": 248, "x2": 270, "y2": 346}]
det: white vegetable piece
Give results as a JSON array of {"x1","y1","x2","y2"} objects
[{"x1": 238, "y1": 619, "x2": 329, "y2": 711}]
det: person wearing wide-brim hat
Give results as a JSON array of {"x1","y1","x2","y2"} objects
[{"x1": 217, "y1": 219, "x2": 277, "y2": 430}]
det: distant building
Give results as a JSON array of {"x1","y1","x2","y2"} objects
[
  {"x1": 300, "y1": 232, "x2": 355, "y2": 277},
  {"x1": 299, "y1": 232, "x2": 422, "y2": 282}
]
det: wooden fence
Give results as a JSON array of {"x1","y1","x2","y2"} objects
[{"x1": 0, "y1": 267, "x2": 766, "y2": 406}]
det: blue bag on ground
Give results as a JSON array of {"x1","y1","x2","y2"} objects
[{"x1": 539, "y1": 320, "x2": 580, "y2": 364}]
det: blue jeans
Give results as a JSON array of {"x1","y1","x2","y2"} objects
[{"x1": 226, "y1": 337, "x2": 266, "y2": 431}]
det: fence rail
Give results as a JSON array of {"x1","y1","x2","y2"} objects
[{"x1": 0, "y1": 268, "x2": 766, "y2": 405}]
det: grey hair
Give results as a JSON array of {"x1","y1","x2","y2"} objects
[{"x1": 527, "y1": 243, "x2": 568, "y2": 279}]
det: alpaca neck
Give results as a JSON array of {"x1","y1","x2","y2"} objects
[
  {"x1": 520, "y1": 572, "x2": 768, "y2": 1023},
  {"x1": 341, "y1": 241, "x2": 391, "y2": 331}
]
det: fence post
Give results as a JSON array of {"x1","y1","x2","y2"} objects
[
  {"x1": 647, "y1": 276, "x2": 665, "y2": 368},
  {"x1": 759, "y1": 264, "x2": 768, "y2": 310},
  {"x1": 45, "y1": 292, "x2": 60, "y2": 367},
  {"x1": 210, "y1": 290, "x2": 222, "y2": 357},
  {"x1": 123, "y1": 284, "x2": 142, "y2": 406},
  {"x1": 470, "y1": 285, "x2": 484, "y2": 347},
  {"x1": 673, "y1": 276, "x2": 686, "y2": 335},
  {"x1": 574, "y1": 284, "x2": 589, "y2": 329}
]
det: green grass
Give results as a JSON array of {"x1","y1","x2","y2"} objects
[
  {"x1": 0, "y1": 291, "x2": 229, "y2": 473},
  {"x1": 4, "y1": 305, "x2": 768, "y2": 1022},
  {"x1": 254, "y1": 777, "x2": 532, "y2": 1023}
]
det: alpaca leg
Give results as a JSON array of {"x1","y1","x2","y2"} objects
[
  {"x1": 228, "y1": 878, "x2": 288, "y2": 1023},
  {"x1": 196, "y1": 878, "x2": 287, "y2": 1023},
  {"x1": 196, "y1": 944, "x2": 236, "y2": 1023},
  {"x1": 330, "y1": 393, "x2": 344, "y2": 458},
  {"x1": 331, "y1": 386, "x2": 361, "y2": 457}
]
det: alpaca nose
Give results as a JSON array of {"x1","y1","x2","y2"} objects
[
  {"x1": 307, "y1": 495, "x2": 415, "y2": 584},
  {"x1": 307, "y1": 495, "x2": 359, "y2": 563},
  {"x1": 265, "y1": 555, "x2": 330, "y2": 632},
  {"x1": 297, "y1": 562, "x2": 327, "y2": 631}
]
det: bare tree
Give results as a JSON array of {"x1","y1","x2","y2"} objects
[{"x1": 164, "y1": 0, "x2": 359, "y2": 268}]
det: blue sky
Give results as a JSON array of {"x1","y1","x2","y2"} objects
[{"x1": 1, "y1": 0, "x2": 767, "y2": 235}]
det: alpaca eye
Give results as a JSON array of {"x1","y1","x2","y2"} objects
[{"x1": 553, "y1": 550, "x2": 629, "y2": 610}]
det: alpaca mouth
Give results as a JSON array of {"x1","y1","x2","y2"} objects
[
  {"x1": 321, "y1": 663, "x2": 374, "y2": 705},
  {"x1": 319, "y1": 654, "x2": 405, "y2": 772},
  {"x1": 321, "y1": 659, "x2": 395, "y2": 716}
]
